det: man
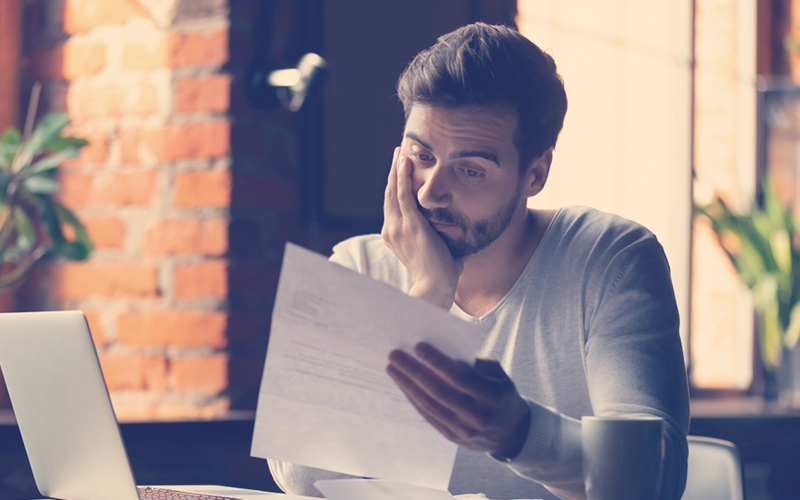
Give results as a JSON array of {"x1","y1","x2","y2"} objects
[{"x1": 269, "y1": 22, "x2": 690, "y2": 500}]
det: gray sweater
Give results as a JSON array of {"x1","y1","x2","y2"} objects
[{"x1": 268, "y1": 206, "x2": 690, "y2": 500}]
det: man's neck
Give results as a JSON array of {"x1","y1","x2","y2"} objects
[{"x1": 454, "y1": 208, "x2": 553, "y2": 317}]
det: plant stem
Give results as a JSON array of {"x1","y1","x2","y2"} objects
[{"x1": 23, "y1": 82, "x2": 41, "y2": 142}]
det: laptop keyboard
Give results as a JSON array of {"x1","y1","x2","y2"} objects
[{"x1": 138, "y1": 486, "x2": 242, "y2": 500}]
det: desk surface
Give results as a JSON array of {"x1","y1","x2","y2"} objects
[
  {"x1": 3, "y1": 402, "x2": 800, "y2": 500},
  {"x1": 690, "y1": 396, "x2": 800, "y2": 418},
  {"x1": 21, "y1": 485, "x2": 312, "y2": 500}
]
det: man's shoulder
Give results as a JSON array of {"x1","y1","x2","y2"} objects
[
  {"x1": 552, "y1": 206, "x2": 658, "y2": 248},
  {"x1": 331, "y1": 234, "x2": 393, "y2": 265},
  {"x1": 556, "y1": 206, "x2": 652, "y2": 233},
  {"x1": 330, "y1": 234, "x2": 410, "y2": 291}
]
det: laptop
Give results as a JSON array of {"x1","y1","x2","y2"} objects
[{"x1": 0, "y1": 310, "x2": 292, "y2": 500}]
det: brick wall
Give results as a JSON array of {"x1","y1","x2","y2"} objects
[
  {"x1": 9, "y1": 0, "x2": 516, "y2": 420},
  {"x1": 17, "y1": 0, "x2": 242, "y2": 420}
]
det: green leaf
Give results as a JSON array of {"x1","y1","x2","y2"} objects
[
  {"x1": 22, "y1": 176, "x2": 61, "y2": 194},
  {"x1": 42, "y1": 136, "x2": 89, "y2": 153},
  {"x1": 0, "y1": 205, "x2": 16, "y2": 257},
  {"x1": 770, "y1": 229, "x2": 792, "y2": 274},
  {"x1": 1, "y1": 128, "x2": 22, "y2": 169},
  {"x1": 50, "y1": 200, "x2": 93, "y2": 261},
  {"x1": 762, "y1": 178, "x2": 787, "y2": 226},
  {"x1": 21, "y1": 146, "x2": 79, "y2": 177},
  {"x1": 13, "y1": 209, "x2": 34, "y2": 252},
  {"x1": 0, "y1": 127, "x2": 21, "y2": 147},
  {"x1": 760, "y1": 302, "x2": 784, "y2": 371},
  {"x1": 785, "y1": 302, "x2": 800, "y2": 350},
  {"x1": 753, "y1": 275, "x2": 779, "y2": 311},
  {"x1": 0, "y1": 170, "x2": 12, "y2": 202},
  {"x1": 12, "y1": 113, "x2": 69, "y2": 173}
]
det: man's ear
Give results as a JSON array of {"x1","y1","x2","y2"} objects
[{"x1": 523, "y1": 148, "x2": 552, "y2": 197}]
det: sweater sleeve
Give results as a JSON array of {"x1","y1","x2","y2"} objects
[
  {"x1": 267, "y1": 459, "x2": 359, "y2": 497},
  {"x1": 494, "y1": 236, "x2": 690, "y2": 500}
]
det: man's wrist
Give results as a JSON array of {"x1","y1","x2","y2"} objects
[
  {"x1": 408, "y1": 281, "x2": 456, "y2": 310},
  {"x1": 491, "y1": 405, "x2": 532, "y2": 462}
]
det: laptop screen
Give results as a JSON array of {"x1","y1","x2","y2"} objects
[{"x1": 0, "y1": 311, "x2": 140, "y2": 500}]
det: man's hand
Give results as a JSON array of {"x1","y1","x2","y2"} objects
[
  {"x1": 381, "y1": 147, "x2": 462, "y2": 310},
  {"x1": 387, "y1": 342, "x2": 532, "y2": 459}
]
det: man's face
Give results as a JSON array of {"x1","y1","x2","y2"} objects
[{"x1": 401, "y1": 105, "x2": 526, "y2": 258}]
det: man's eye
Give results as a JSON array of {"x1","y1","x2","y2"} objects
[
  {"x1": 464, "y1": 168, "x2": 482, "y2": 178},
  {"x1": 416, "y1": 153, "x2": 433, "y2": 162}
]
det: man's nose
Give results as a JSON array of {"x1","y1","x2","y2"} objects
[{"x1": 416, "y1": 163, "x2": 451, "y2": 209}]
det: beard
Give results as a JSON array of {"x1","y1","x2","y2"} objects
[{"x1": 417, "y1": 182, "x2": 523, "y2": 259}]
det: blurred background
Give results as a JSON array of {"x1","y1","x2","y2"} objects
[{"x1": 0, "y1": 0, "x2": 799, "y2": 498}]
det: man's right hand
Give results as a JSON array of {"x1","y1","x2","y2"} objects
[{"x1": 381, "y1": 147, "x2": 462, "y2": 310}]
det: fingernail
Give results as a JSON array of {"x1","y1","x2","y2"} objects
[{"x1": 415, "y1": 342, "x2": 432, "y2": 359}]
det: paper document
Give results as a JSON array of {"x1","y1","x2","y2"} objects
[{"x1": 251, "y1": 243, "x2": 484, "y2": 490}]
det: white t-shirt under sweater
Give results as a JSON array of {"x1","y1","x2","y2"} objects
[{"x1": 267, "y1": 206, "x2": 690, "y2": 500}]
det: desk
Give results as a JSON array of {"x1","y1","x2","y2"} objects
[
  {"x1": 0, "y1": 411, "x2": 280, "y2": 500},
  {"x1": 3, "y1": 403, "x2": 800, "y2": 500},
  {"x1": 690, "y1": 397, "x2": 800, "y2": 499}
]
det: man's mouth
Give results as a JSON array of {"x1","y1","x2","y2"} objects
[{"x1": 428, "y1": 219, "x2": 457, "y2": 231}]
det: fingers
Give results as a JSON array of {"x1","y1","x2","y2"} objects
[
  {"x1": 383, "y1": 147, "x2": 401, "y2": 220},
  {"x1": 395, "y1": 152, "x2": 425, "y2": 223},
  {"x1": 387, "y1": 354, "x2": 483, "y2": 435},
  {"x1": 414, "y1": 343, "x2": 504, "y2": 403}
]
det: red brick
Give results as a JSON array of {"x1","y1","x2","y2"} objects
[
  {"x1": 171, "y1": 354, "x2": 228, "y2": 393},
  {"x1": 83, "y1": 310, "x2": 105, "y2": 346},
  {"x1": 99, "y1": 354, "x2": 167, "y2": 391},
  {"x1": 175, "y1": 75, "x2": 231, "y2": 113},
  {"x1": 82, "y1": 216, "x2": 125, "y2": 249},
  {"x1": 174, "y1": 260, "x2": 228, "y2": 299},
  {"x1": 120, "y1": 121, "x2": 230, "y2": 163},
  {"x1": 65, "y1": 0, "x2": 146, "y2": 34},
  {"x1": 122, "y1": 38, "x2": 171, "y2": 71},
  {"x1": 67, "y1": 82, "x2": 158, "y2": 122},
  {"x1": 201, "y1": 217, "x2": 228, "y2": 255},
  {"x1": 51, "y1": 262, "x2": 159, "y2": 300},
  {"x1": 173, "y1": 169, "x2": 231, "y2": 208},
  {"x1": 122, "y1": 29, "x2": 228, "y2": 71},
  {"x1": 171, "y1": 30, "x2": 229, "y2": 67},
  {"x1": 116, "y1": 309, "x2": 227, "y2": 348},
  {"x1": 57, "y1": 173, "x2": 92, "y2": 207},
  {"x1": 59, "y1": 170, "x2": 158, "y2": 208},
  {"x1": 63, "y1": 40, "x2": 106, "y2": 79},
  {"x1": 151, "y1": 398, "x2": 230, "y2": 420},
  {"x1": 62, "y1": 131, "x2": 108, "y2": 168},
  {"x1": 142, "y1": 217, "x2": 228, "y2": 256}
]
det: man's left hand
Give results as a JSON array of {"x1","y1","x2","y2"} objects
[{"x1": 387, "y1": 342, "x2": 531, "y2": 459}]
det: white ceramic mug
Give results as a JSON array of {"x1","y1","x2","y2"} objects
[{"x1": 581, "y1": 415, "x2": 665, "y2": 500}]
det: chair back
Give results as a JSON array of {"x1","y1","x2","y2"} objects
[{"x1": 682, "y1": 436, "x2": 744, "y2": 500}]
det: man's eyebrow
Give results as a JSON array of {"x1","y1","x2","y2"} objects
[
  {"x1": 405, "y1": 132, "x2": 501, "y2": 167},
  {"x1": 451, "y1": 150, "x2": 500, "y2": 167},
  {"x1": 405, "y1": 132, "x2": 432, "y2": 151}
]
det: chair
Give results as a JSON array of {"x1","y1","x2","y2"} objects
[{"x1": 682, "y1": 436, "x2": 744, "y2": 500}]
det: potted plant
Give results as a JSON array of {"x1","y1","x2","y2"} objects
[
  {"x1": 0, "y1": 107, "x2": 94, "y2": 409},
  {"x1": 694, "y1": 176, "x2": 800, "y2": 405},
  {"x1": 0, "y1": 111, "x2": 94, "y2": 291},
  {"x1": 783, "y1": 34, "x2": 800, "y2": 86}
]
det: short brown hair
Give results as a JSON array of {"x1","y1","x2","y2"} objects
[{"x1": 397, "y1": 23, "x2": 567, "y2": 173}]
